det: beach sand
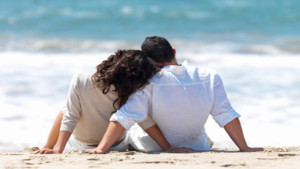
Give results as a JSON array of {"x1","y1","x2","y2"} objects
[{"x1": 0, "y1": 147, "x2": 299, "y2": 169}]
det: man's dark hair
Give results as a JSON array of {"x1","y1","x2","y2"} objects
[{"x1": 141, "y1": 36, "x2": 174, "y2": 63}]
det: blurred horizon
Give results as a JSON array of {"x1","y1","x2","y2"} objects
[{"x1": 0, "y1": 0, "x2": 300, "y2": 54}]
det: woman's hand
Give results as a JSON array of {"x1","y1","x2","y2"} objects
[
  {"x1": 34, "y1": 147, "x2": 61, "y2": 154},
  {"x1": 168, "y1": 147, "x2": 195, "y2": 153}
]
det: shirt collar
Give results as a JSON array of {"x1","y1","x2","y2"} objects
[{"x1": 162, "y1": 60, "x2": 188, "y2": 74}]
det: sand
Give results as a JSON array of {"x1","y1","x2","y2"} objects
[{"x1": 0, "y1": 147, "x2": 299, "y2": 169}]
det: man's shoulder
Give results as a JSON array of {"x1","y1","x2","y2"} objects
[
  {"x1": 149, "y1": 64, "x2": 219, "y2": 85},
  {"x1": 183, "y1": 64, "x2": 218, "y2": 79},
  {"x1": 192, "y1": 66, "x2": 217, "y2": 76}
]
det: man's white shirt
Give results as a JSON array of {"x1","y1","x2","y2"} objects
[{"x1": 110, "y1": 62, "x2": 240, "y2": 151}]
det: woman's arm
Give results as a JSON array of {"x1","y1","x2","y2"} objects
[
  {"x1": 145, "y1": 125, "x2": 195, "y2": 153},
  {"x1": 52, "y1": 131, "x2": 72, "y2": 153},
  {"x1": 138, "y1": 115, "x2": 171, "y2": 151},
  {"x1": 35, "y1": 111, "x2": 63, "y2": 154},
  {"x1": 144, "y1": 125, "x2": 171, "y2": 151},
  {"x1": 36, "y1": 131, "x2": 72, "y2": 154},
  {"x1": 44, "y1": 111, "x2": 63, "y2": 149}
]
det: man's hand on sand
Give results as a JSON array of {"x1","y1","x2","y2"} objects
[
  {"x1": 168, "y1": 147, "x2": 195, "y2": 153},
  {"x1": 35, "y1": 147, "x2": 61, "y2": 154},
  {"x1": 88, "y1": 148, "x2": 106, "y2": 154},
  {"x1": 240, "y1": 147, "x2": 264, "y2": 152}
]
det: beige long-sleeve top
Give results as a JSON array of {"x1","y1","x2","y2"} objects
[{"x1": 60, "y1": 73, "x2": 155, "y2": 146}]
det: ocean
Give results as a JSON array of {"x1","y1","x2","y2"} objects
[{"x1": 0, "y1": 0, "x2": 300, "y2": 151}]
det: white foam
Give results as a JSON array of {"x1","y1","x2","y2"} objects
[
  {"x1": 1, "y1": 39, "x2": 140, "y2": 52},
  {"x1": 2, "y1": 38, "x2": 300, "y2": 55}
]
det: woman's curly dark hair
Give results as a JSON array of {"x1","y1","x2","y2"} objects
[{"x1": 92, "y1": 49, "x2": 160, "y2": 112}]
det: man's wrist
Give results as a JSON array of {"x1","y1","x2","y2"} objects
[
  {"x1": 95, "y1": 146, "x2": 106, "y2": 153},
  {"x1": 166, "y1": 147, "x2": 175, "y2": 152},
  {"x1": 239, "y1": 146, "x2": 250, "y2": 152}
]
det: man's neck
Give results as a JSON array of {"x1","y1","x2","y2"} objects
[{"x1": 157, "y1": 58, "x2": 179, "y2": 67}]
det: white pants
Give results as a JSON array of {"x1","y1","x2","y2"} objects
[
  {"x1": 128, "y1": 124, "x2": 214, "y2": 152},
  {"x1": 66, "y1": 124, "x2": 213, "y2": 153},
  {"x1": 65, "y1": 134, "x2": 129, "y2": 152},
  {"x1": 128, "y1": 124, "x2": 162, "y2": 152},
  {"x1": 65, "y1": 124, "x2": 161, "y2": 153}
]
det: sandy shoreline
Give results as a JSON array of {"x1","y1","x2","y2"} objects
[{"x1": 0, "y1": 147, "x2": 299, "y2": 169}]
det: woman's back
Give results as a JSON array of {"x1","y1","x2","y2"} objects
[{"x1": 61, "y1": 73, "x2": 120, "y2": 145}]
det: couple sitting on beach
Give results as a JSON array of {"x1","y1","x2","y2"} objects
[{"x1": 36, "y1": 36, "x2": 263, "y2": 154}]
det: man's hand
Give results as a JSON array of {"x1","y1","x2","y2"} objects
[
  {"x1": 224, "y1": 118, "x2": 264, "y2": 152},
  {"x1": 168, "y1": 147, "x2": 195, "y2": 153},
  {"x1": 240, "y1": 147, "x2": 264, "y2": 152},
  {"x1": 93, "y1": 121, "x2": 125, "y2": 154},
  {"x1": 88, "y1": 148, "x2": 106, "y2": 154},
  {"x1": 34, "y1": 147, "x2": 61, "y2": 154}
]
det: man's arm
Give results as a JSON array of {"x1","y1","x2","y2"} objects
[
  {"x1": 89, "y1": 87, "x2": 151, "y2": 154},
  {"x1": 224, "y1": 118, "x2": 263, "y2": 152},
  {"x1": 90, "y1": 121, "x2": 125, "y2": 154}
]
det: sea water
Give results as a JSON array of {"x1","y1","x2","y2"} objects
[{"x1": 0, "y1": 0, "x2": 300, "y2": 151}]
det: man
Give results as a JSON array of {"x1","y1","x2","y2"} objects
[{"x1": 90, "y1": 36, "x2": 263, "y2": 153}]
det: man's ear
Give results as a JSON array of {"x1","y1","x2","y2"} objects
[{"x1": 173, "y1": 48, "x2": 176, "y2": 56}]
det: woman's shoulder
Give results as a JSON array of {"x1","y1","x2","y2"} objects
[{"x1": 70, "y1": 73, "x2": 94, "y2": 90}]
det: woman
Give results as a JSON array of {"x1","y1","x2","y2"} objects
[{"x1": 35, "y1": 49, "x2": 175, "y2": 154}]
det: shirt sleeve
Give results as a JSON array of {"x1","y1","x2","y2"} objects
[
  {"x1": 138, "y1": 115, "x2": 156, "y2": 130},
  {"x1": 110, "y1": 86, "x2": 151, "y2": 130},
  {"x1": 60, "y1": 74, "x2": 82, "y2": 132},
  {"x1": 210, "y1": 73, "x2": 240, "y2": 127}
]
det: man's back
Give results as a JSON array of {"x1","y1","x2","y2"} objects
[
  {"x1": 111, "y1": 62, "x2": 240, "y2": 151},
  {"x1": 149, "y1": 63, "x2": 217, "y2": 149}
]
